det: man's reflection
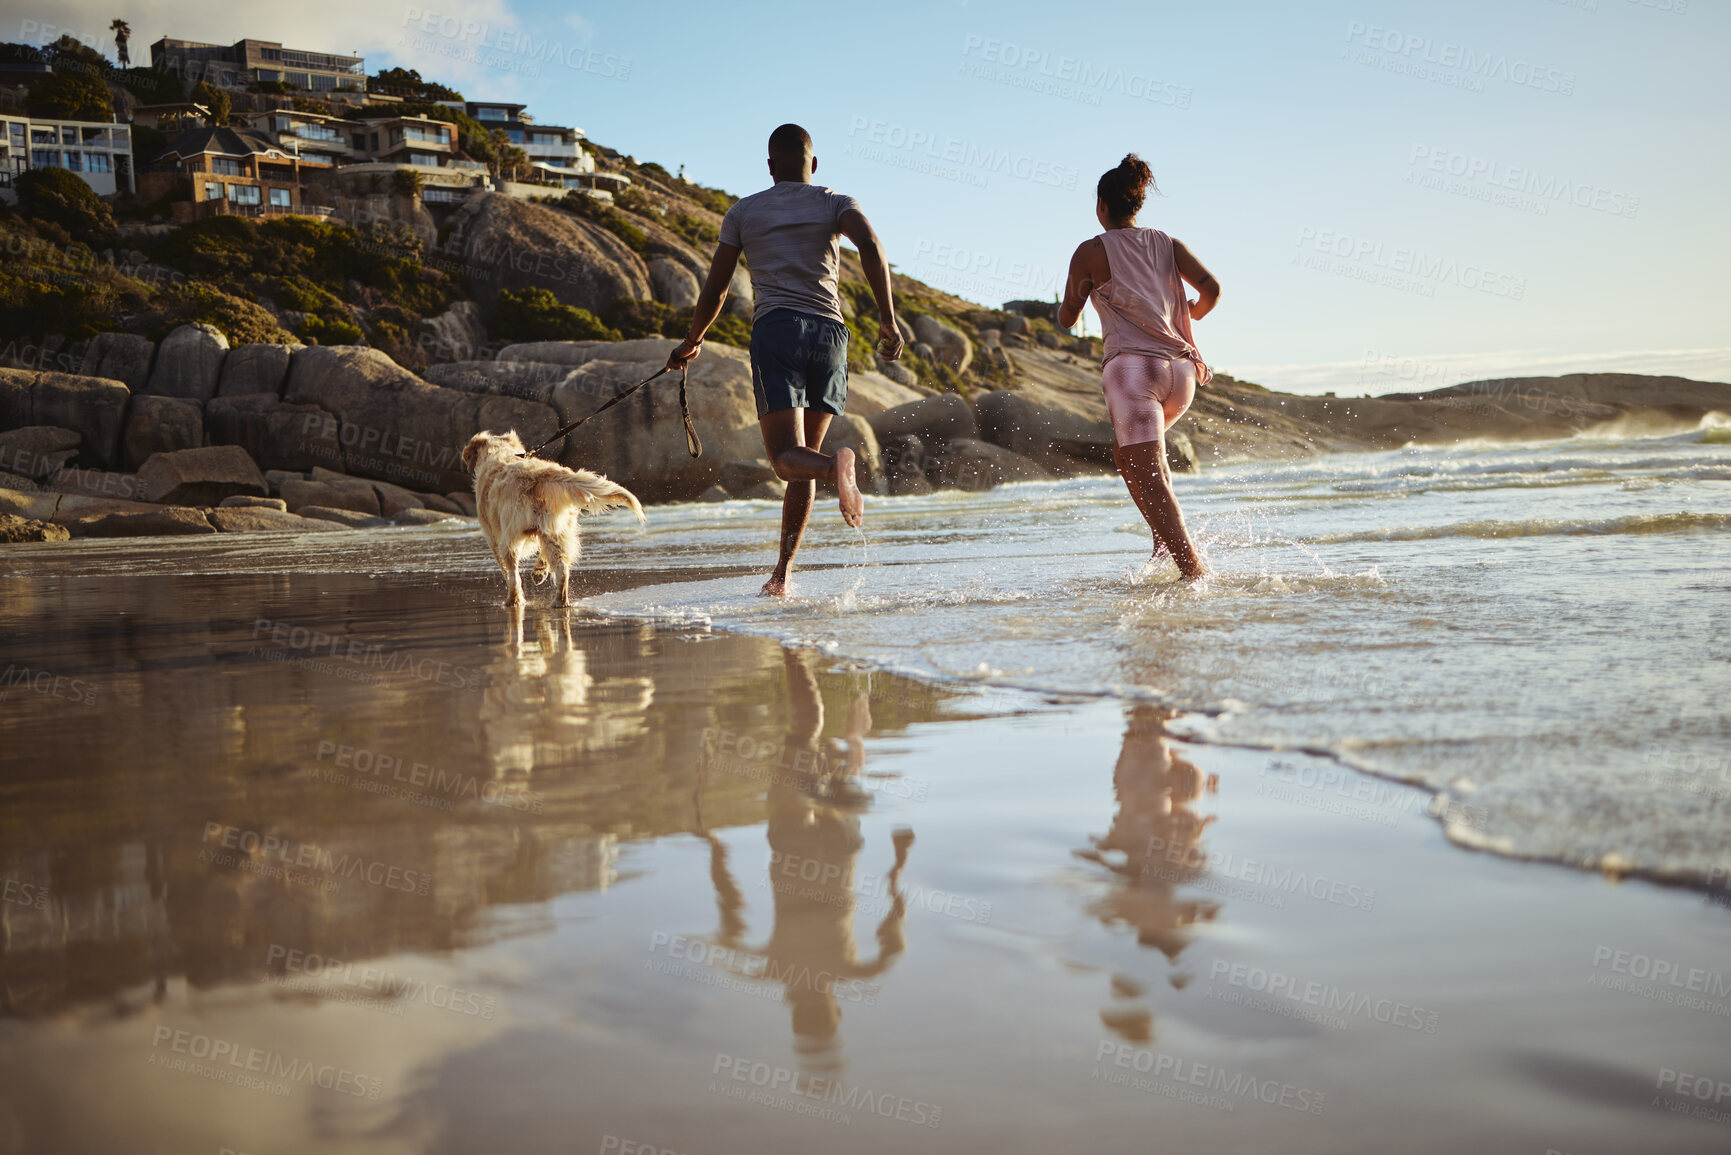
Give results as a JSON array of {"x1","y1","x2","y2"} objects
[
  {"x1": 697, "y1": 649, "x2": 912, "y2": 1070},
  {"x1": 1076, "y1": 704, "x2": 1219, "y2": 1041}
]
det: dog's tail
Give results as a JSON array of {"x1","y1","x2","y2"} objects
[{"x1": 535, "y1": 470, "x2": 646, "y2": 525}]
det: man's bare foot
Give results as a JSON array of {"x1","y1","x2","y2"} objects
[
  {"x1": 761, "y1": 575, "x2": 787, "y2": 597},
  {"x1": 834, "y1": 447, "x2": 863, "y2": 528}
]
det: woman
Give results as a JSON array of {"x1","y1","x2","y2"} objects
[{"x1": 1058, "y1": 154, "x2": 1219, "y2": 580}]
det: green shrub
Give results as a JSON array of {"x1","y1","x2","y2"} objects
[
  {"x1": 189, "y1": 81, "x2": 231, "y2": 126},
  {"x1": 15, "y1": 167, "x2": 114, "y2": 239},
  {"x1": 686, "y1": 185, "x2": 736, "y2": 216},
  {"x1": 491, "y1": 287, "x2": 621, "y2": 342},
  {"x1": 25, "y1": 69, "x2": 112, "y2": 121},
  {"x1": 667, "y1": 212, "x2": 718, "y2": 249},
  {"x1": 708, "y1": 312, "x2": 751, "y2": 348},
  {"x1": 560, "y1": 191, "x2": 649, "y2": 254},
  {"x1": 138, "y1": 282, "x2": 295, "y2": 345},
  {"x1": 297, "y1": 313, "x2": 363, "y2": 345}
]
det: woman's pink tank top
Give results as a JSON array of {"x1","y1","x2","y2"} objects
[{"x1": 1090, "y1": 227, "x2": 1211, "y2": 384}]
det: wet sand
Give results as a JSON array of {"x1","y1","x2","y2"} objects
[{"x1": 1, "y1": 531, "x2": 1728, "y2": 1154}]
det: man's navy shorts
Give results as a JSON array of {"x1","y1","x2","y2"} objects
[{"x1": 749, "y1": 308, "x2": 850, "y2": 419}]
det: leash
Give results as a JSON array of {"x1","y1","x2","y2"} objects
[{"x1": 518, "y1": 364, "x2": 702, "y2": 459}]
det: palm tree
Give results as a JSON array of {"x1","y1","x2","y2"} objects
[{"x1": 110, "y1": 19, "x2": 131, "y2": 68}]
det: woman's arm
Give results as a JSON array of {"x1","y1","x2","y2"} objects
[
  {"x1": 1057, "y1": 238, "x2": 1105, "y2": 330},
  {"x1": 1173, "y1": 240, "x2": 1220, "y2": 321}
]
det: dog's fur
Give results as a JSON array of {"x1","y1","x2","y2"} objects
[{"x1": 462, "y1": 430, "x2": 645, "y2": 607}]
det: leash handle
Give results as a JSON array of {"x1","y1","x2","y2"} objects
[{"x1": 519, "y1": 364, "x2": 699, "y2": 459}]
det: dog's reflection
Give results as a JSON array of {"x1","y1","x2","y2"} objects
[
  {"x1": 480, "y1": 606, "x2": 652, "y2": 779},
  {"x1": 1076, "y1": 704, "x2": 1219, "y2": 1042},
  {"x1": 697, "y1": 649, "x2": 912, "y2": 1071}
]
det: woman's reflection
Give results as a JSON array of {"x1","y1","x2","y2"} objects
[
  {"x1": 1076, "y1": 704, "x2": 1219, "y2": 1041},
  {"x1": 696, "y1": 648, "x2": 912, "y2": 1070}
]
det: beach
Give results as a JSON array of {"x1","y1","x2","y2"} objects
[{"x1": 1, "y1": 421, "x2": 1728, "y2": 1153}]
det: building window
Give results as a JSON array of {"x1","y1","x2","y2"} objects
[
  {"x1": 407, "y1": 152, "x2": 439, "y2": 166},
  {"x1": 260, "y1": 70, "x2": 281, "y2": 82},
  {"x1": 311, "y1": 74, "x2": 335, "y2": 91},
  {"x1": 269, "y1": 187, "x2": 291, "y2": 207},
  {"x1": 30, "y1": 149, "x2": 60, "y2": 168},
  {"x1": 287, "y1": 72, "x2": 310, "y2": 88},
  {"x1": 204, "y1": 181, "x2": 222, "y2": 200},
  {"x1": 86, "y1": 153, "x2": 111, "y2": 173},
  {"x1": 60, "y1": 127, "x2": 77, "y2": 145},
  {"x1": 262, "y1": 48, "x2": 281, "y2": 61},
  {"x1": 211, "y1": 157, "x2": 242, "y2": 176},
  {"x1": 369, "y1": 133, "x2": 379, "y2": 151},
  {"x1": 220, "y1": 70, "x2": 234, "y2": 86},
  {"x1": 475, "y1": 106, "x2": 506, "y2": 121},
  {"x1": 31, "y1": 128, "x2": 54, "y2": 144},
  {"x1": 230, "y1": 185, "x2": 261, "y2": 205}
]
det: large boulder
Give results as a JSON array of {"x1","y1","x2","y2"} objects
[
  {"x1": 136, "y1": 445, "x2": 267, "y2": 505},
  {"x1": 1166, "y1": 431, "x2": 1198, "y2": 473},
  {"x1": 424, "y1": 360, "x2": 569, "y2": 406},
  {"x1": 297, "y1": 505, "x2": 391, "y2": 529},
  {"x1": 79, "y1": 332, "x2": 155, "y2": 392},
  {"x1": 911, "y1": 315, "x2": 973, "y2": 374},
  {"x1": 122, "y1": 395, "x2": 204, "y2": 471},
  {"x1": 648, "y1": 257, "x2": 701, "y2": 309},
  {"x1": 819, "y1": 414, "x2": 884, "y2": 495},
  {"x1": 725, "y1": 265, "x2": 755, "y2": 319},
  {"x1": 928, "y1": 438, "x2": 1052, "y2": 491},
  {"x1": 415, "y1": 300, "x2": 486, "y2": 363},
  {"x1": 495, "y1": 338, "x2": 661, "y2": 367},
  {"x1": 205, "y1": 394, "x2": 343, "y2": 474},
  {"x1": 448, "y1": 192, "x2": 653, "y2": 312},
  {"x1": 146, "y1": 323, "x2": 229, "y2": 400},
  {"x1": 974, "y1": 389, "x2": 1114, "y2": 475},
  {"x1": 881, "y1": 434, "x2": 934, "y2": 496},
  {"x1": 0, "y1": 369, "x2": 130, "y2": 468},
  {"x1": 0, "y1": 487, "x2": 61, "y2": 520},
  {"x1": 549, "y1": 341, "x2": 764, "y2": 502},
  {"x1": 279, "y1": 478, "x2": 380, "y2": 515},
  {"x1": 77, "y1": 506, "x2": 216, "y2": 537},
  {"x1": 866, "y1": 394, "x2": 977, "y2": 444},
  {"x1": 208, "y1": 507, "x2": 344, "y2": 534},
  {"x1": 0, "y1": 426, "x2": 81, "y2": 479},
  {"x1": 285, "y1": 346, "x2": 557, "y2": 493},
  {"x1": 217, "y1": 343, "x2": 296, "y2": 397},
  {"x1": 48, "y1": 467, "x2": 148, "y2": 503},
  {"x1": 846, "y1": 368, "x2": 927, "y2": 416}
]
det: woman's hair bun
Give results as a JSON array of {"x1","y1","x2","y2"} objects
[{"x1": 1097, "y1": 153, "x2": 1156, "y2": 220}]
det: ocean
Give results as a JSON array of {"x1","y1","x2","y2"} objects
[{"x1": 580, "y1": 417, "x2": 1731, "y2": 888}]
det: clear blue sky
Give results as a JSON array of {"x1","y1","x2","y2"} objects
[{"x1": 48, "y1": 0, "x2": 1731, "y2": 392}]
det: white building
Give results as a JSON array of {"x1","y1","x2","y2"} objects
[{"x1": 0, "y1": 114, "x2": 135, "y2": 202}]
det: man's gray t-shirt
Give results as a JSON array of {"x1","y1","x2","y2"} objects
[{"x1": 719, "y1": 182, "x2": 862, "y2": 324}]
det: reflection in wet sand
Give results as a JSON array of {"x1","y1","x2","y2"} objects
[
  {"x1": 0, "y1": 574, "x2": 934, "y2": 1020},
  {"x1": 1077, "y1": 705, "x2": 1220, "y2": 1042},
  {"x1": 697, "y1": 649, "x2": 913, "y2": 1071}
]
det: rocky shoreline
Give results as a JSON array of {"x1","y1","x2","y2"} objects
[{"x1": 2, "y1": 322, "x2": 1727, "y2": 542}]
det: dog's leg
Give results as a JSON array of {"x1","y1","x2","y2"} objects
[
  {"x1": 541, "y1": 533, "x2": 574, "y2": 608},
  {"x1": 499, "y1": 539, "x2": 526, "y2": 606}
]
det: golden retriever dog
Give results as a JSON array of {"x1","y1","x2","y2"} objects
[{"x1": 462, "y1": 430, "x2": 645, "y2": 607}]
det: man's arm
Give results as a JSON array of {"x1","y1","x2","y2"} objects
[
  {"x1": 667, "y1": 242, "x2": 741, "y2": 369},
  {"x1": 838, "y1": 208, "x2": 902, "y2": 360},
  {"x1": 1173, "y1": 240, "x2": 1220, "y2": 321},
  {"x1": 1057, "y1": 239, "x2": 1101, "y2": 330}
]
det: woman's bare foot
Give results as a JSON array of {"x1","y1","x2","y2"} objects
[{"x1": 835, "y1": 447, "x2": 863, "y2": 528}]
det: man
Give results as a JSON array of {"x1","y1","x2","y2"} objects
[{"x1": 668, "y1": 123, "x2": 903, "y2": 596}]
